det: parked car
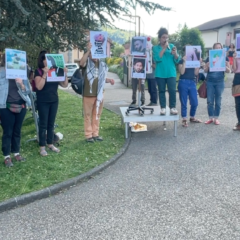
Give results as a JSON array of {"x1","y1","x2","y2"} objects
[{"x1": 65, "y1": 63, "x2": 79, "y2": 79}]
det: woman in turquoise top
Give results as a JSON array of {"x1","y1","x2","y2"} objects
[{"x1": 153, "y1": 27, "x2": 180, "y2": 115}]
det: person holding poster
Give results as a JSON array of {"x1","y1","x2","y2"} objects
[
  {"x1": 80, "y1": 42, "x2": 114, "y2": 143},
  {"x1": 0, "y1": 54, "x2": 30, "y2": 167},
  {"x1": 204, "y1": 43, "x2": 230, "y2": 125},
  {"x1": 90, "y1": 31, "x2": 108, "y2": 59},
  {"x1": 153, "y1": 27, "x2": 180, "y2": 115},
  {"x1": 227, "y1": 43, "x2": 236, "y2": 73},
  {"x1": 34, "y1": 50, "x2": 69, "y2": 156},
  {"x1": 178, "y1": 47, "x2": 202, "y2": 127},
  {"x1": 232, "y1": 52, "x2": 240, "y2": 131}
]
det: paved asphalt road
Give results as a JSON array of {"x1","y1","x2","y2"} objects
[{"x1": 0, "y1": 73, "x2": 240, "y2": 240}]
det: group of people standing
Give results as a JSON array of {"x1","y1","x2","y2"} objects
[
  {"x1": 1, "y1": 28, "x2": 240, "y2": 168},
  {"x1": 131, "y1": 27, "x2": 240, "y2": 129},
  {"x1": 0, "y1": 43, "x2": 114, "y2": 167}
]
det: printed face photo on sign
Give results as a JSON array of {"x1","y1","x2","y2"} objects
[
  {"x1": 131, "y1": 37, "x2": 147, "y2": 56},
  {"x1": 132, "y1": 57, "x2": 146, "y2": 79}
]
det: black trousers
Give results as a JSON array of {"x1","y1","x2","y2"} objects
[
  {"x1": 37, "y1": 101, "x2": 58, "y2": 146},
  {"x1": 235, "y1": 96, "x2": 240, "y2": 124},
  {"x1": 147, "y1": 78, "x2": 158, "y2": 104},
  {"x1": 0, "y1": 107, "x2": 27, "y2": 156}
]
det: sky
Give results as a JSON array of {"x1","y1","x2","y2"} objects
[{"x1": 114, "y1": 0, "x2": 240, "y2": 37}]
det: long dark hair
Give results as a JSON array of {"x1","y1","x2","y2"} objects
[{"x1": 37, "y1": 50, "x2": 47, "y2": 68}]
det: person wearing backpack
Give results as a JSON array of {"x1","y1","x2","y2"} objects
[
  {"x1": 80, "y1": 42, "x2": 114, "y2": 143},
  {"x1": 34, "y1": 50, "x2": 69, "y2": 156}
]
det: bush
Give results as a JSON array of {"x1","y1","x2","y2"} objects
[
  {"x1": 109, "y1": 65, "x2": 124, "y2": 82},
  {"x1": 106, "y1": 57, "x2": 123, "y2": 66}
]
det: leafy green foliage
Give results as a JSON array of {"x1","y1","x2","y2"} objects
[
  {"x1": 169, "y1": 27, "x2": 205, "y2": 57},
  {"x1": 112, "y1": 43, "x2": 125, "y2": 57},
  {"x1": 0, "y1": 0, "x2": 170, "y2": 52},
  {"x1": 109, "y1": 65, "x2": 124, "y2": 82},
  {"x1": 103, "y1": 27, "x2": 135, "y2": 45}
]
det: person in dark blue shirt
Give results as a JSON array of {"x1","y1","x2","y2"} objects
[{"x1": 178, "y1": 46, "x2": 202, "y2": 127}]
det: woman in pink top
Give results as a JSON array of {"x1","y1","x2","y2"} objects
[{"x1": 232, "y1": 53, "x2": 240, "y2": 130}]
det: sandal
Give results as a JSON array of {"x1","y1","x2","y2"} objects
[
  {"x1": 182, "y1": 119, "x2": 188, "y2": 127},
  {"x1": 190, "y1": 118, "x2": 202, "y2": 123},
  {"x1": 40, "y1": 147, "x2": 48, "y2": 156},
  {"x1": 205, "y1": 119, "x2": 214, "y2": 124},
  {"x1": 47, "y1": 145, "x2": 60, "y2": 153}
]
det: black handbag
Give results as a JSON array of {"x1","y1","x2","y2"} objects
[{"x1": 71, "y1": 68, "x2": 85, "y2": 95}]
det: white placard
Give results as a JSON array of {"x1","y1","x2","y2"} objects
[
  {"x1": 90, "y1": 31, "x2": 108, "y2": 59},
  {"x1": 5, "y1": 48, "x2": 27, "y2": 80},
  {"x1": 131, "y1": 36, "x2": 147, "y2": 56},
  {"x1": 236, "y1": 34, "x2": 240, "y2": 58},
  {"x1": 209, "y1": 49, "x2": 226, "y2": 72},
  {"x1": 185, "y1": 46, "x2": 201, "y2": 68},
  {"x1": 132, "y1": 57, "x2": 146, "y2": 79},
  {"x1": 45, "y1": 54, "x2": 65, "y2": 82}
]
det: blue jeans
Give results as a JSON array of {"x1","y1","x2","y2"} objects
[
  {"x1": 156, "y1": 77, "x2": 176, "y2": 108},
  {"x1": 147, "y1": 78, "x2": 157, "y2": 104},
  {"x1": 206, "y1": 80, "x2": 224, "y2": 118},
  {"x1": 178, "y1": 79, "x2": 198, "y2": 118}
]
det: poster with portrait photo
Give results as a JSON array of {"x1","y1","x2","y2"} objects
[
  {"x1": 209, "y1": 49, "x2": 226, "y2": 72},
  {"x1": 5, "y1": 48, "x2": 27, "y2": 80},
  {"x1": 236, "y1": 34, "x2": 240, "y2": 58},
  {"x1": 132, "y1": 57, "x2": 146, "y2": 79},
  {"x1": 90, "y1": 31, "x2": 108, "y2": 59},
  {"x1": 45, "y1": 54, "x2": 65, "y2": 82},
  {"x1": 131, "y1": 37, "x2": 147, "y2": 56},
  {"x1": 185, "y1": 46, "x2": 201, "y2": 68}
]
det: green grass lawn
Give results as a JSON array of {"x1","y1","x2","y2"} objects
[{"x1": 0, "y1": 90, "x2": 125, "y2": 202}]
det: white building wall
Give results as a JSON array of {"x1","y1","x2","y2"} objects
[{"x1": 200, "y1": 31, "x2": 218, "y2": 48}]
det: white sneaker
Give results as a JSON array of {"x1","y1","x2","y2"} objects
[
  {"x1": 160, "y1": 108, "x2": 166, "y2": 115},
  {"x1": 170, "y1": 108, "x2": 178, "y2": 115}
]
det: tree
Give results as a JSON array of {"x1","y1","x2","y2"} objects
[
  {"x1": 112, "y1": 43, "x2": 125, "y2": 57},
  {"x1": 0, "y1": 0, "x2": 171, "y2": 53},
  {"x1": 169, "y1": 27, "x2": 205, "y2": 57},
  {"x1": 179, "y1": 27, "x2": 205, "y2": 57}
]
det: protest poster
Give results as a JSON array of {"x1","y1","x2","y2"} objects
[
  {"x1": 5, "y1": 48, "x2": 27, "y2": 80},
  {"x1": 209, "y1": 49, "x2": 226, "y2": 72},
  {"x1": 146, "y1": 36, "x2": 153, "y2": 74},
  {"x1": 90, "y1": 31, "x2": 108, "y2": 59},
  {"x1": 132, "y1": 57, "x2": 146, "y2": 79},
  {"x1": 236, "y1": 34, "x2": 240, "y2": 58},
  {"x1": 131, "y1": 36, "x2": 147, "y2": 56},
  {"x1": 185, "y1": 46, "x2": 201, "y2": 68},
  {"x1": 45, "y1": 54, "x2": 65, "y2": 82}
]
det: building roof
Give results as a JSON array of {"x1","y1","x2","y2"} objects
[{"x1": 196, "y1": 15, "x2": 240, "y2": 31}]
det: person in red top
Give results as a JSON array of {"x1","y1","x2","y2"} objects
[{"x1": 227, "y1": 43, "x2": 236, "y2": 73}]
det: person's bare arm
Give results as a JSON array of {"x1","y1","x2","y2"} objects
[
  {"x1": 225, "y1": 61, "x2": 231, "y2": 73},
  {"x1": 159, "y1": 42, "x2": 168, "y2": 58},
  {"x1": 178, "y1": 56, "x2": 186, "y2": 75},
  {"x1": 35, "y1": 67, "x2": 48, "y2": 90},
  {"x1": 59, "y1": 67, "x2": 69, "y2": 88},
  {"x1": 80, "y1": 42, "x2": 92, "y2": 67},
  {"x1": 233, "y1": 52, "x2": 237, "y2": 72},
  {"x1": 106, "y1": 78, "x2": 114, "y2": 85}
]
